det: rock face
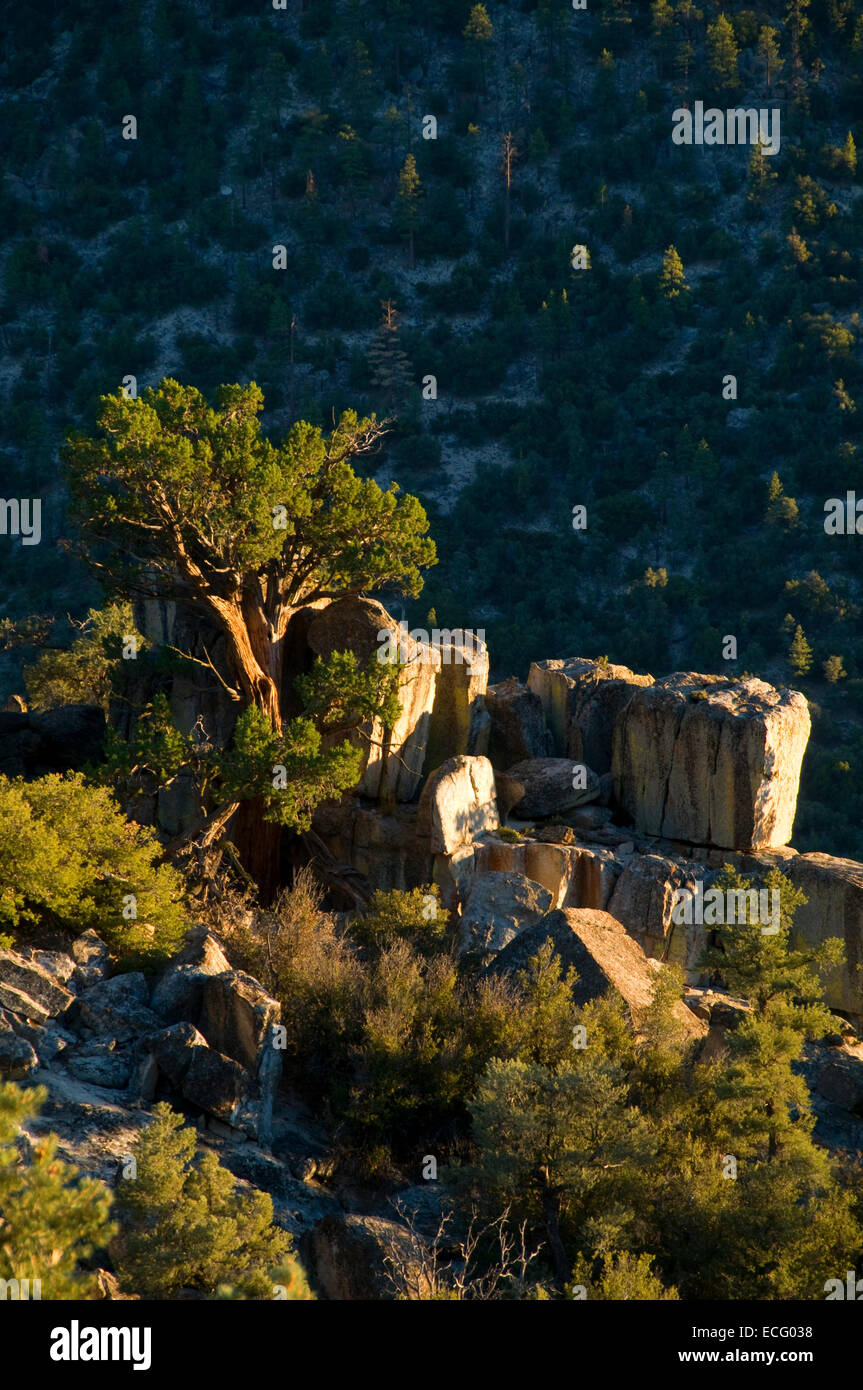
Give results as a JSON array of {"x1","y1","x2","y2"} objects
[
  {"x1": 150, "y1": 926, "x2": 232, "y2": 1024},
  {"x1": 498, "y1": 757, "x2": 601, "y2": 820},
  {"x1": 485, "y1": 678, "x2": 552, "y2": 768},
  {"x1": 424, "y1": 634, "x2": 490, "y2": 776},
  {"x1": 458, "y1": 870, "x2": 554, "y2": 955},
  {"x1": 307, "y1": 1213, "x2": 426, "y2": 1300},
  {"x1": 473, "y1": 834, "x2": 620, "y2": 912},
  {"x1": 416, "y1": 755, "x2": 498, "y2": 854},
  {"x1": 484, "y1": 907, "x2": 706, "y2": 1040},
  {"x1": 308, "y1": 597, "x2": 440, "y2": 803},
  {"x1": 527, "y1": 658, "x2": 653, "y2": 769},
  {"x1": 607, "y1": 853, "x2": 709, "y2": 972},
  {"x1": 75, "y1": 974, "x2": 162, "y2": 1041},
  {"x1": 0, "y1": 949, "x2": 75, "y2": 1023},
  {"x1": 612, "y1": 674, "x2": 810, "y2": 850}
]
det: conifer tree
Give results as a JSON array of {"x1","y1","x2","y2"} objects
[
  {"x1": 0, "y1": 1082, "x2": 115, "y2": 1299},
  {"x1": 707, "y1": 14, "x2": 740, "y2": 90},
  {"x1": 789, "y1": 623, "x2": 813, "y2": 675},
  {"x1": 499, "y1": 131, "x2": 519, "y2": 252},
  {"x1": 396, "y1": 153, "x2": 422, "y2": 267},
  {"x1": 756, "y1": 25, "x2": 784, "y2": 89},
  {"x1": 113, "y1": 1103, "x2": 294, "y2": 1299},
  {"x1": 64, "y1": 380, "x2": 436, "y2": 894},
  {"x1": 659, "y1": 245, "x2": 688, "y2": 299},
  {"x1": 747, "y1": 136, "x2": 778, "y2": 203},
  {"x1": 463, "y1": 4, "x2": 493, "y2": 96},
  {"x1": 367, "y1": 300, "x2": 414, "y2": 408}
]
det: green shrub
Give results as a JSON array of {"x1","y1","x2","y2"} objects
[
  {"x1": 0, "y1": 1082, "x2": 115, "y2": 1299},
  {"x1": 113, "y1": 1104, "x2": 296, "y2": 1299},
  {"x1": 0, "y1": 773, "x2": 188, "y2": 965}
]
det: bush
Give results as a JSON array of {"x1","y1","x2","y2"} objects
[
  {"x1": 24, "y1": 602, "x2": 143, "y2": 711},
  {"x1": 0, "y1": 773, "x2": 188, "y2": 966},
  {"x1": 113, "y1": 1103, "x2": 298, "y2": 1299},
  {"x1": 0, "y1": 1082, "x2": 115, "y2": 1299}
]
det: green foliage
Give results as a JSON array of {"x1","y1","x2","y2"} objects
[
  {"x1": 706, "y1": 14, "x2": 740, "y2": 90},
  {"x1": 350, "y1": 885, "x2": 449, "y2": 955},
  {"x1": 0, "y1": 1082, "x2": 115, "y2": 1299},
  {"x1": 64, "y1": 381, "x2": 436, "y2": 609},
  {"x1": 659, "y1": 244, "x2": 688, "y2": 299},
  {"x1": 218, "y1": 706, "x2": 362, "y2": 831},
  {"x1": 23, "y1": 602, "x2": 144, "y2": 712},
  {"x1": 0, "y1": 772, "x2": 187, "y2": 965},
  {"x1": 569, "y1": 1249, "x2": 679, "y2": 1300},
  {"x1": 113, "y1": 1103, "x2": 294, "y2": 1299},
  {"x1": 789, "y1": 623, "x2": 813, "y2": 676}
]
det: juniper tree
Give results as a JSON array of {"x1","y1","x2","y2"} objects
[
  {"x1": 64, "y1": 381, "x2": 436, "y2": 889},
  {"x1": 112, "y1": 1103, "x2": 294, "y2": 1299},
  {"x1": 0, "y1": 772, "x2": 187, "y2": 963},
  {"x1": 0, "y1": 1082, "x2": 115, "y2": 1299}
]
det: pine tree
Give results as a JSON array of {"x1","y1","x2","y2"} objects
[
  {"x1": 500, "y1": 131, "x2": 519, "y2": 252},
  {"x1": 765, "y1": 472, "x2": 799, "y2": 528},
  {"x1": 823, "y1": 654, "x2": 846, "y2": 682},
  {"x1": 707, "y1": 14, "x2": 740, "y2": 90},
  {"x1": 785, "y1": 0, "x2": 812, "y2": 105},
  {"x1": 690, "y1": 865, "x2": 860, "y2": 1299},
  {"x1": 843, "y1": 131, "x2": 857, "y2": 175},
  {"x1": 659, "y1": 244, "x2": 688, "y2": 299},
  {"x1": 113, "y1": 1103, "x2": 294, "y2": 1298},
  {"x1": 367, "y1": 300, "x2": 414, "y2": 408},
  {"x1": 788, "y1": 623, "x2": 813, "y2": 675},
  {"x1": 337, "y1": 125, "x2": 369, "y2": 209},
  {"x1": 0, "y1": 1082, "x2": 115, "y2": 1299},
  {"x1": 756, "y1": 25, "x2": 784, "y2": 89},
  {"x1": 396, "y1": 153, "x2": 422, "y2": 267},
  {"x1": 747, "y1": 136, "x2": 778, "y2": 203},
  {"x1": 650, "y1": 0, "x2": 675, "y2": 72},
  {"x1": 463, "y1": 4, "x2": 493, "y2": 96}
]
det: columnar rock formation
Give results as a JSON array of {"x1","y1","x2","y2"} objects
[
  {"x1": 308, "y1": 597, "x2": 441, "y2": 803},
  {"x1": 612, "y1": 673, "x2": 811, "y2": 851},
  {"x1": 527, "y1": 658, "x2": 653, "y2": 769}
]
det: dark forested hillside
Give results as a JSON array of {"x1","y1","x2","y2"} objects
[{"x1": 2, "y1": 0, "x2": 863, "y2": 858}]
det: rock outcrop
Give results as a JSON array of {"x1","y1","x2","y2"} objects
[
  {"x1": 308, "y1": 597, "x2": 440, "y2": 803},
  {"x1": 484, "y1": 907, "x2": 706, "y2": 1040},
  {"x1": 485, "y1": 677, "x2": 552, "y2": 768},
  {"x1": 416, "y1": 754, "x2": 498, "y2": 854},
  {"x1": 496, "y1": 757, "x2": 601, "y2": 820},
  {"x1": 612, "y1": 673, "x2": 810, "y2": 850},
  {"x1": 458, "y1": 870, "x2": 554, "y2": 955},
  {"x1": 0, "y1": 927, "x2": 282, "y2": 1144},
  {"x1": 527, "y1": 658, "x2": 653, "y2": 769},
  {"x1": 424, "y1": 633, "x2": 490, "y2": 775},
  {"x1": 306, "y1": 1213, "x2": 428, "y2": 1300}
]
